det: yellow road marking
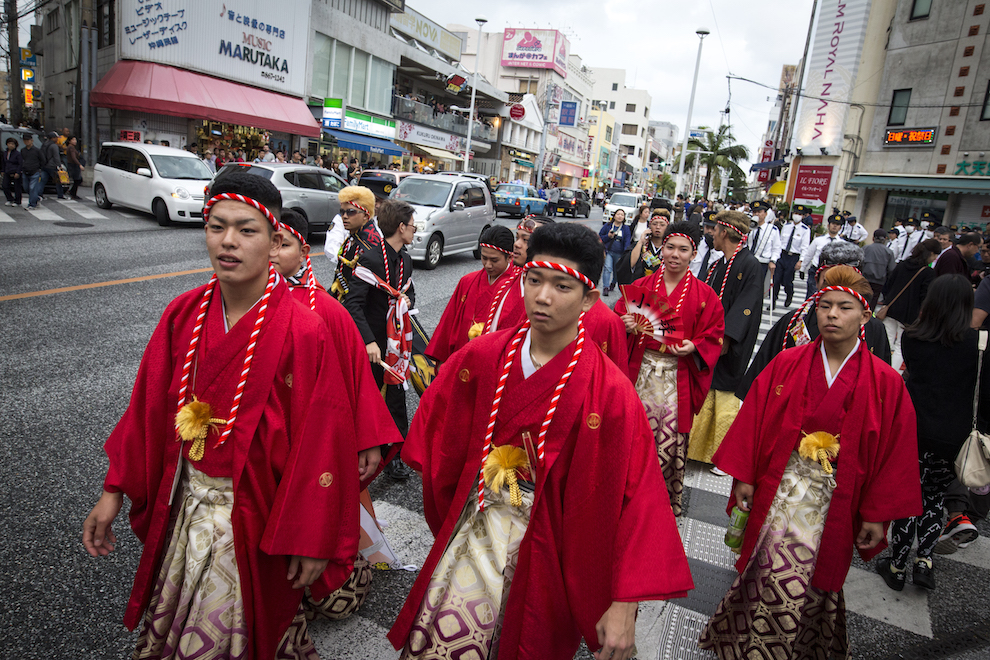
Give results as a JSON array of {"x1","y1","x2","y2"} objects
[{"x1": 0, "y1": 252, "x2": 326, "y2": 302}]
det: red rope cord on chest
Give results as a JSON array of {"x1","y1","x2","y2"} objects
[
  {"x1": 484, "y1": 267, "x2": 523, "y2": 333},
  {"x1": 280, "y1": 222, "x2": 318, "y2": 311}
]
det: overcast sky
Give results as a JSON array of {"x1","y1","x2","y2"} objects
[{"x1": 408, "y1": 0, "x2": 817, "y2": 167}]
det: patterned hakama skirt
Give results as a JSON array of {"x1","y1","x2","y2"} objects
[
  {"x1": 699, "y1": 452, "x2": 849, "y2": 660},
  {"x1": 133, "y1": 463, "x2": 317, "y2": 660},
  {"x1": 688, "y1": 389, "x2": 741, "y2": 465},
  {"x1": 400, "y1": 484, "x2": 534, "y2": 660},
  {"x1": 635, "y1": 349, "x2": 688, "y2": 517}
]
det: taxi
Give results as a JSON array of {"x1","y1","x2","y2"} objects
[{"x1": 493, "y1": 183, "x2": 547, "y2": 218}]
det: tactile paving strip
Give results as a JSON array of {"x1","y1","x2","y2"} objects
[
  {"x1": 681, "y1": 517, "x2": 739, "y2": 571},
  {"x1": 654, "y1": 603, "x2": 718, "y2": 660},
  {"x1": 683, "y1": 462, "x2": 733, "y2": 498},
  {"x1": 681, "y1": 487, "x2": 732, "y2": 528}
]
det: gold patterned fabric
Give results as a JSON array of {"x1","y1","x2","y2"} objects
[
  {"x1": 635, "y1": 349, "x2": 687, "y2": 517},
  {"x1": 133, "y1": 463, "x2": 317, "y2": 660},
  {"x1": 303, "y1": 555, "x2": 372, "y2": 621},
  {"x1": 699, "y1": 451, "x2": 849, "y2": 660},
  {"x1": 688, "y1": 389, "x2": 740, "y2": 464},
  {"x1": 399, "y1": 482, "x2": 534, "y2": 660}
]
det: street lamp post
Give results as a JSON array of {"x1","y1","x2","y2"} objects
[
  {"x1": 464, "y1": 16, "x2": 488, "y2": 173},
  {"x1": 675, "y1": 28, "x2": 709, "y2": 199}
]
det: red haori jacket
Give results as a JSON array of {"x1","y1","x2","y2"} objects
[
  {"x1": 426, "y1": 265, "x2": 518, "y2": 363},
  {"x1": 713, "y1": 338, "x2": 923, "y2": 592},
  {"x1": 102, "y1": 279, "x2": 359, "y2": 660},
  {"x1": 388, "y1": 326, "x2": 694, "y2": 659},
  {"x1": 614, "y1": 271, "x2": 725, "y2": 432}
]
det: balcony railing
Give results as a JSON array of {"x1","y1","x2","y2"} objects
[{"x1": 392, "y1": 95, "x2": 497, "y2": 143}]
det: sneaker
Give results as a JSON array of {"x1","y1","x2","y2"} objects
[
  {"x1": 913, "y1": 558, "x2": 935, "y2": 590},
  {"x1": 384, "y1": 457, "x2": 413, "y2": 481},
  {"x1": 943, "y1": 514, "x2": 979, "y2": 545},
  {"x1": 710, "y1": 466, "x2": 729, "y2": 476},
  {"x1": 877, "y1": 557, "x2": 905, "y2": 591}
]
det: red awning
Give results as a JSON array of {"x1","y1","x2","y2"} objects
[{"x1": 91, "y1": 60, "x2": 320, "y2": 138}]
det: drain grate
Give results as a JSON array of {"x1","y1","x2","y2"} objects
[{"x1": 54, "y1": 221, "x2": 94, "y2": 228}]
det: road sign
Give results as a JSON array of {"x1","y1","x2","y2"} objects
[
  {"x1": 21, "y1": 68, "x2": 34, "y2": 83},
  {"x1": 20, "y1": 48, "x2": 36, "y2": 66},
  {"x1": 509, "y1": 103, "x2": 526, "y2": 120}
]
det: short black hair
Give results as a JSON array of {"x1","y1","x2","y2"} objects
[
  {"x1": 209, "y1": 169, "x2": 282, "y2": 221},
  {"x1": 957, "y1": 231, "x2": 983, "y2": 247},
  {"x1": 378, "y1": 199, "x2": 414, "y2": 237},
  {"x1": 526, "y1": 222, "x2": 604, "y2": 287},
  {"x1": 873, "y1": 229, "x2": 888, "y2": 242},
  {"x1": 480, "y1": 224, "x2": 514, "y2": 253},
  {"x1": 5, "y1": 137, "x2": 17, "y2": 147},
  {"x1": 662, "y1": 221, "x2": 701, "y2": 247},
  {"x1": 933, "y1": 226, "x2": 953, "y2": 238},
  {"x1": 279, "y1": 208, "x2": 308, "y2": 242}
]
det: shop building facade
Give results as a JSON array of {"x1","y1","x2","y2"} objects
[{"x1": 590, "y1": 68, "x2": 652, "y2": 191}]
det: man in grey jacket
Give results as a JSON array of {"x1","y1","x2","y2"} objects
[
  {"x1": 31, "y1": 131, "x2": 64, "y2": 207},
  {"x1": 21, "y1": 134, "x2": 45, "y2": 209},
  {"x1": 862, "y1": 228, "x2": 896, "y2": 308}
]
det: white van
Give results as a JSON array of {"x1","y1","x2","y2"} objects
[
  {"x1": 390, "y1": 174, "x2": 495, "y2": 269},
  {"x1": 93, "y1": 142, "x2": 214, "y2": 226}
]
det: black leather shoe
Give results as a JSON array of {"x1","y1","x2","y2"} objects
[
  {"x1": 913, "y1": 559, "x2": 935, "y2": 590},
  {"x1": 877, "y1": 557, "x2": 905, "y2": 591},
  {"x1": 384, "y1": 457, "x2": 413, "y2": 481}
]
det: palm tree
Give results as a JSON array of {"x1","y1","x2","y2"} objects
[
  {"x1": 683, "y1": 125, "x2": 750, "y2": 200},
  {"x1": 659, "y1": 172, "x2": 675, "y2": 197}
]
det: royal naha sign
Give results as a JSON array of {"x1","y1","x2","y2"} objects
[
  {"x1": 794, "y1": 0, "x2": 872, "y2": 154},
  {"x1": 120, "y1": 0, "x2": 310, "y2": 97}
]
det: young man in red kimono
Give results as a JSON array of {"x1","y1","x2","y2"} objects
[
  {"x1": 389, "y1": 223, "x2": 694, "y2": 660},
  {"x1": 425, "y1": 224, "x2": 517, "y2": 364},
  {"x1": 331, "y1": 185, "x2": 381, "y2": 301},
  {"x1": 273, "y1": 208, "x2": 405, "y2": 618},
  {"x1": 616, "y1": 221, "x2": 725, "y2": 516},
  {"x1": 700, "y1": 266, "x2": 922, "y2": 659},
  {"x1": 488, "y1": 215, "x2": 629, "y2": 370},
  {"x1": 81, "y1": 172, "x2": 360, "y2": 659}
]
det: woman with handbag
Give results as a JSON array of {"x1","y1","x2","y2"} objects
[
  {"x1": 598, "y1": 209, "x2": 630, "y2": 296},
  {"x1": 878, "y1": 238, "x2": 939, "y2": 370},
  {"x1": 66, "y1": 136, "x2": 83, "y2": 200},
  {"x1": 877, "y1": 274, "x2": 982, "y2": 591}
]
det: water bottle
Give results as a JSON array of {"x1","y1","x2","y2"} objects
[{"x1": 724, "y1": 506, "x2": 749, "y2": 551}]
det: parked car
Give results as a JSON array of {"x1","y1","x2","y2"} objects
[
  {"x1": 93, "y1": 142, "x2": 214, "y2": 226},
  {"x1": 605, "y1": 191, "x2": 644, "y2": 222},
  {"x1": 493, "y1": 183, "x2": 547, "y2": 217},
  {"x1": 210, "y1": 162, "x2": 348, "y2": 238},
  {"x1": 435, "y1": 170, "x2": 493, "y2": 194},
  {"x1": 358, "y1": 169, "x2": 417, "y2": 199},
  {"x1": 390, "y1": 174, "x2": 495, "y2": 269},
  {"x1": 649, "y1": 196, "x2": 674, "y2": 211},
  {"x1": 553, "y1": 188, "x2": 592, "y2": 218}
]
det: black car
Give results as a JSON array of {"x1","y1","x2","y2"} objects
[
  {"x1": 554, "y1": 188, "x2": 591, "y2": 218},
  {"x1": 650, "y1": 196, "x2": 673, "y2": 211}
]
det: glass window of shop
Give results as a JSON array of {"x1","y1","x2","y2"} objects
[
  {"x1": 311, "y1": 32, "x2": 394, "y2": 117},
  {"x1": 881, "y1": 192, "x2": 947, "y2": 227}
]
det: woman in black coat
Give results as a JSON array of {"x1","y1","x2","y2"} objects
[
  {"x1": 878, "y1": 274, "x2": 983, "y2": 592},
  {"x1": 881, "y1": 238, "x2": 939, "y2": 370}
]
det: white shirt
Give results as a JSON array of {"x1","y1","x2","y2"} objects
[
  {"x1": 821, "y1": 339, "x2": 861, "y2": 388},
  {"x1": 839, "y1": 221, "x2": 868, "y2": 243},
  {"x1": 779, "y1": 222, "x2": 811, "y2": 256},
  {"x1": 690, "y1": 240, "x2": 723, "y2": 277},
  {"x1": 801, "y1": 234, "x2": 841, "y2": 273},
  {"x1": 890, "y1": 230, "x2": 924, "y2": 262},
  {"x1": 324, "y1": 214, "x2": 348, "y2": 270},
  {"x1": 749, "y1": 221, "x2": 781, "y2": 264},
  {"x1": 521, "y1": 329, "x2": 538, "y2": 379}
]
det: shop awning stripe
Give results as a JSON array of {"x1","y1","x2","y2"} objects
[
  {"x1": 91, "y1": 60, "x2": 321, "y2": 138},
  {"x1": 845, "y1": 174, "x2": 990, "y2": 195},
  {"x1": 323, "y1": 128, "x2": 406, "y2": 157}
]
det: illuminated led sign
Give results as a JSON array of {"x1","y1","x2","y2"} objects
[{"x1": 884, "y1": 127, "x2": 937, "y2": 146}]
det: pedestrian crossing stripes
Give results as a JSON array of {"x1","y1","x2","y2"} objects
[
  {"x1": 55, "y1": 199, "x2": 108, "y2": 220},
  {"x1": 0, "y1": 209, "x2": 13, "y2": 222},
  {"x1": 26, "y1": 206, "x2": 62, "y2": 221}
]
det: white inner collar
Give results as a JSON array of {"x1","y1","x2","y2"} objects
[
  {"x1": 520, "y1": 328, "x2": 537, "y2": 379},
  {"x1": 820, "y1": 339, "x2": 860, "y2": 388}
]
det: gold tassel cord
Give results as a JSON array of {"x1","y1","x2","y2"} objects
[
  {"x1": 175, "y1": 396, "x2": 227, "y2": 462},
  {"x1": 483, "y1": 445, "x2": 530, "y2": 507},
  {"x1": 468, "y1": 322, "x2": 485, "y2": 340},
  {"x1": 798, "y1": 431, "x2": 840, "y2": 474}
]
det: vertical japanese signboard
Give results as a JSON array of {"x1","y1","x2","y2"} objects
[{"x1": 792, "y1": 165, "x2": 834, "y2": 223}]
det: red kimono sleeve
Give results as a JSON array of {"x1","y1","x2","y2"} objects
[
  {"x1": 424, "y1": 274, "x2": 473, "y2": 363},
  {"x1": 260, "y1": 325, "x2": 360, "y2": 569}
]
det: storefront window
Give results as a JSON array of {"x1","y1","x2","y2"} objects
[
  {"x1": 881, "y1": 192, "x2": 947, "y2": 227},
  {"x1": 312, "y1": 33, "x2": 332, "y2": 101},
  {"x1": 352, "y1": 51, "x2": 369, "y2": 109},
  {"x1": 311, "y1": 32, "x2": 396, "y2": 117},
  {"x1": 332, "y1": 43, "x2": 351, "y2": 99}
]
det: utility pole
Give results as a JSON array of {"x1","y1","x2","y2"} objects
[
  {"x1": 7, "y1": 0, "x2": 22, "y2": 126},
  {"x1": 536, "y1": 79, "x2": 554, "y2": 188}
]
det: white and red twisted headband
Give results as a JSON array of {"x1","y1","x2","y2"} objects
[
  {"x1": 203, "y1": 192, "x2": 280, "y2": 230},
  {"x1": 280, "y1": 222, "x2": 319, "y2": 311},
  {"x1": 817, "y1": 284, "x2": 871, "y2": 311},
  {"x1": 662, "y1": 232, "x2": 697, "y2": 251},
  {"x1": 479, "y1": 242, "x2": 513, "y2": 256},
  {"x1": 523, "y1": 260, "x2": 596, "y2": 290},
  {"x1": 342, "y1": 200, "x2": 372, "y2": 216},
  {"x1": 716, "y1": 218, "x2": 745, "y2": 240}
]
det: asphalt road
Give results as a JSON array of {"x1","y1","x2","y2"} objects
[{"x1": 1, "y1": 198, "x2": 987, "y2": 659}]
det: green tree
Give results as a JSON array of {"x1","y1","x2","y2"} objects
[
  {"x1": 659, "y1": 172, "x2": 675, "y2": 197},
  {"x1": 683, "y1": 125, "x2": 750, "y2": 200}
]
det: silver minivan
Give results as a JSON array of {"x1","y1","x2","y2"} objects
[{"x1": 391, "y1": 174, "x2": 495, "y2": 269}]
